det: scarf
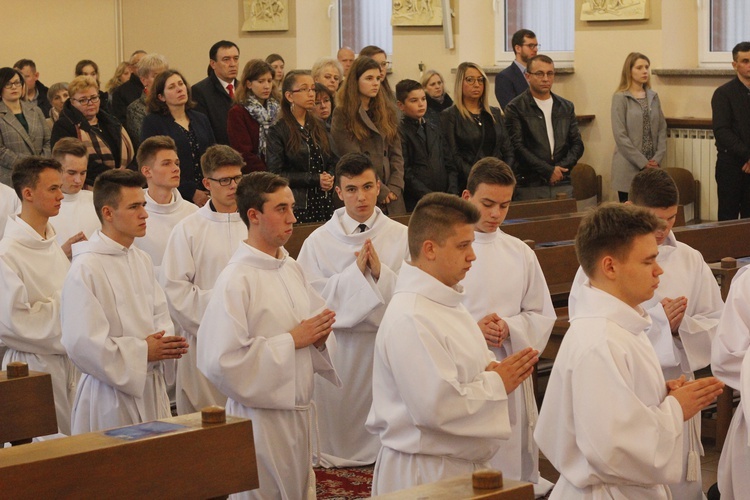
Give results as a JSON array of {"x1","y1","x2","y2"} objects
[
  {"x1": 244, "y1": 95, "x2": 279, "y2": 158},
  {"x1": 75, "y1": 120, "x2": 134, "y2": 171}
]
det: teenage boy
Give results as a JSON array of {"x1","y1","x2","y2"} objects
[
  {"x1": 569, "y1": 168, "x2": 724, "y2": 499},
  {"x1": 535, "y1": 203, "x2": 724, "y2": 499},
  {"x1": 0, "y1": 157, "x2": 76, "y2": 435},
  {"x1": 396, "y1": 79, "x2": 457, "y2": 211},
  {"x1": 61, "y1": 169, "x2": 189, "y2": 433},
  {"x1": 461, "y1": 157, "x2": 555, "y2": 497},
  {"x1": 297, "y1": 153, "x2": 409, "y2": 467},
  {"x1": 160, "y1": 145, "x2": 246, "y2": 414},
  {"x1": 197, "y1": 172, "x2": 339, "y2": 499},
  {"x1": 366, "y1": 192, "x2": 539, "y2": 495}
]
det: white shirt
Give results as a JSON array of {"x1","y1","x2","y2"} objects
[
  {"x1": 0, "y1": 183, "x2": 20, "y2": 239},
  {"x1": 49, "y1": 190, "x2": 100, "y2": 246},
  {"x1": 534, "y1": 96, "x2": 555, "y2": 154},
  {"x1": 339, "y1": 209, "x2": 378, "y2": 235}
]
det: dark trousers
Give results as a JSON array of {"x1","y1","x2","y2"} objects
[{"x1": 716, "y1": 162, "x2": 750, "y2": 220}]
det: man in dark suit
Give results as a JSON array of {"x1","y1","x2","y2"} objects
[
  {"x1": 191, "y1": 40, "x2": 240, "y2": 145},
  {"x1": 13, "y1": 59, "x2": 51, "y2": 119},
  {"x1": 494, "y1": 29, "x2": 538, "y2": 110},
  {"x1": 712, "y1": 41, "x2": 750, "y2": 220}
]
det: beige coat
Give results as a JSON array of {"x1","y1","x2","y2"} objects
[{"x1": 0, "y1": 100, "x2": 51, "y2": 186}]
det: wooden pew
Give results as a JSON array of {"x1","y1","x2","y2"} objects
[
  {"x1": 673, "y1": 218, "x2": 750, "y2": 268},
  {"x1": 503, "y1": 213, "x2": 584, "y2": 245},
  {"x1": 507, "y1": 198, "x2": 578, "y2": 220},
  {"x1": 533, "y1": 241, "x2": 578, "y2": 308},
  {"x1": 374, "y1": 474, "x2": 534, "y2": 499},
  {"x1": 0, "y1": 408, "x2": 258, "y2": 498},
  {"x1": 0, "y1": 362, "x2": 57, "y2": 445}
]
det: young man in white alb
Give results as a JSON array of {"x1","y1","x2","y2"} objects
[
  {"x1": 536, "y1": 203, "x2": 724, "y2": 499},
  {"x1": 366, "y1": 192, "x2": 539, "y2": 495},
  {"x1": 48, "y1": 137, "x2": 99, "y2": 258},
  {"x1": 197, "y1": 172, "x2": 339, "y2": 499},
  {"x1": 160, "y1": 144, "x2": 246, "y2": 414},
  {"x1": 0, "y1": 157, "x2": 77, "y2": 436},
  {"x1": 297, "y1": 152, "x2": 409, "y2": 467},
  {"x1": 61, "y1": 169, "x2": 189, "y2": 433},
  {"x1": 461, "y1": 157, "x2": 555, "y2": 497}
]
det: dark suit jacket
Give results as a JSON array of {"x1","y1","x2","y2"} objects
[
  {"x1": 32, "y1": 80, "x2": 52, "y2": 119},
  {"x1": 110, "y1": 73, "x2": 144, "y2": 124},
  {"x1": 494, "y1": 62, "x2": 528, "y2": 109},
  {"x1": 192, "y1": 73, "x2": 234, "y2": 145},
  {"x1": 140, "y1": 109, "x2": 216, "y2": 201},
  {"x1": 712, "y1": 77, "x2": 750, "y2": 168}
]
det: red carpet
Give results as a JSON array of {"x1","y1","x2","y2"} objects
[{"x1": 314, "y1": 466, "x2": 373, "y2": 499}]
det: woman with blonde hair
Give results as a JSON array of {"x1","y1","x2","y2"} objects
[
  {"x1": 75, "y1": 60, "x2": 109, "y2": 111},
  {"x1": 421, "y1": 69, "x2": 453, "y2": 115},
  {"x1": 440, "y1": 61, "x2": 513, "y2": 190},
  {"x1": 312, "y1": 57, "x2": 343, "y2": 94},
  {"x1": 611, "y1": 52, "x2": 667, "y2": 202},
  {"x1": 227, "y1": 59, "x2": 280, "y2": 172},
  {"x1": 331, "y1": 56, "x2": 405, "y2": 215},
  {"x1": 105, "y1": 61, "x2": 132, "y2": 94}
]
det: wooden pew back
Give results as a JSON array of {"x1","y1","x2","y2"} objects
[
  {"x1": 0, "y1": 365, "x2": 57, "y2": 444},
  {"x1": 507, "y1": 198, "x2": 578, "y2": 219}
]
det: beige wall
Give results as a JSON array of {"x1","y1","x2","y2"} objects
[{"x1": 3, "y1": 0, "x2": 729, "y2": 201}]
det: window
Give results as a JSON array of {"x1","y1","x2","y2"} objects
[
  {"x1": 494, "y1": 0, "x2": 575, "y2": 66},
  {"x1": 329, "y1": 0, "x2": 393, "y2": 55},
  {"x1": 699, "y1": 0, "x2": 750, "y2": 67}
]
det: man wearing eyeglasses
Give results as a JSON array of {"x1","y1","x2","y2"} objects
[
  {"x1": 505, "y1": 55, "x2": 584, "y2": 200},
  {"x1": 494, "y1": 29, "x2": 538, "y2": 110},
  {"x1": 159, "y1": 144, "x2": 247, "y2": 415}
]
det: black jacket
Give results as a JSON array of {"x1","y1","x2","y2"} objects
[
  {"x1": 400, "y1": 116, "x2": 458, "y2": 211},
  {"x1": 712, "y1": 77, "x2": 750, "y2": 168},
  {"x1": 440, "y1": 105, "x2": 514, "y2": 191},
  {"x1": 51, "y1": 100, "x2": 134, "y2": 185},
  {"x1": 110, "y1": 73, "x2": 144, "y2": 124},
  {"x1": 425, "y1": 93, "x2": 453, "y2": 126},
  {"x1": 266, "y1": 119, "x2": 337, "y2": 209},
  {"x1": 140, "y1": 109, "x2": 216, "y2": 202},
  {"x1": 192, "y1": 72, "x2": 234, "y2": 145},
  {"x1": 494, "y1": 62, "x2": 528, "y2": 109},
  {"x1": 504, "y1": 89, "x2": 584, "y2": 186},
  {"x1": 32, "y1": 80, "x2": 52, "y2": 119}
]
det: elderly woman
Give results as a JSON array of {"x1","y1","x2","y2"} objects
[
  {"x1": 141, "y1": 69, "x2": 215, "y2": 206},
  {"x1": 312, "y1": 57, "x2": 343, "y2": 94},
  {"x1": 45, "y1": 82, "x2": 69, "y2": 128},
  {"x1": 0, "y1": 67, "x2": 51, "y2": 186},
  {"x1": 312, "y1": 82, "x2": 334, "y2": 130},
  {"x1": 52, "y1": 76, "x2": 134, "y2": 186},
  {"x1": 421, "y1": 69, "x2": 453, "y2": 115},
  {"x1": 75, "y1": 60, "x2": 109, "y2": 112},
  {"x1": 440, "y1": 62, "x2": 514, "y2": 191}
]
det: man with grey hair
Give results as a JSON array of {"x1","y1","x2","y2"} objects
[
  {"x1": 337, "y1": 46, "x2": 355, "y2": 78},
  {"x1": 125, "y1": 54, "x2": 169, "y2": 150}
]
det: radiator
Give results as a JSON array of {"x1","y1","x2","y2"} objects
[{"x1": 664, "y1": 128, "x2": 717, "y2": 221}]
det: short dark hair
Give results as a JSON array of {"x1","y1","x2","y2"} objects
[
  {"x1": 11, "y1": 157, "x2": 62, "y2": 199},
  {"x1": 52, "y1": 137, "x2": 88, "y2": 162},
  {"x1": 511, "y1": 29, "x2": 537, "y2": 54},
  {"x1": 575, "y1": 202, "x2": 665, "y2": 278},
  {"x1": 209, "y1": 40, "x2": 239, "y2": 61},
  {"x1": 201, "y1": 145, "x2": 245, "y2": 178},
  {"x1": 466, "y1": 157, "x2": 516, "y2": 194},
  {"x1": 146, "y1": 69, "x2": 194, "y2": 115},
  {"x1": 137, "y1": 136, "x2": 177, "y2": 168},
  {"x1": 0, "y1": 68, "x2": 24, "y2": 95},
  {"x1": 395, "y1": 79, "x2": 423, "y2": 103},
  {"x1": 13, "y1": 59, "x2": 36, "y2": 72},
  {"x1": 335, "y1": 153, "x2": 377, "y2": 185},
  {"x1": 408, "y1": 193, "x2": 480, "y2": 260},
  {"x1": 629, "y1": 168, "x2": 679, "y2": 208},
  {"x1": 236, "y1": 171, "x2": 289, "y2": 227},
  {"x1": 527, "y1": 54, "x2": 554, "y2": 73},
  {"x1": 732, "y1": 42, "x2": 750, "y2": 61},
  {"x1": 93, "y1": 169, "x2": 147, "y2": 224},
  {"x1": 314, "y1": 82, "x2": 334, "y2": 101}
]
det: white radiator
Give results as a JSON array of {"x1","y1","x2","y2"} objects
[{"x1": 664, "y1": 128, "x2": 717, "y2": 221}]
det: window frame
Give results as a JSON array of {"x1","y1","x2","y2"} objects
[
  {"x1": 328, "y1": 0, "x2": 393, "y2": 58},
  {"x1": 698, "y1": 0, "x2": 732, "y2": 68}
]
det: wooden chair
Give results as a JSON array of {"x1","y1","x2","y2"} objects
[
  {"x1": 570, "y1": 163, "x2": 602, "y2": 211},
  {"x1": 664, "y1": 167, "x2": 701, "y2": 224}
]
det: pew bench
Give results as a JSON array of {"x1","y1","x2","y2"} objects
[{"x1": 0, "y1": 362, "x2": 57, "y2": 446}]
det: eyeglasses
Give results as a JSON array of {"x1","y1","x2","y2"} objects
[
  {"x1": 290, "y1": 87, "x2": 316, "y2": 94},
  {"x1": 522, "y1": 43, "x2": 540, "y2": 50},
  {"x1": 4, "y1": 80, "x2": 22, "y2": 89},
  {"x1": 207, "y1": 175, "x2": 243, "y2": 186},
  {"x1": 72, "y1": 95, "x2": 100, "y2": 105},
  {"x1": 464, "y1": 76, "x2": 486, "y2": 85},
  {"x1": 529, "y1": 71, "x2": 555, "y2": 79}
]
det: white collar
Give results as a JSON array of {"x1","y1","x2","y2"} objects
[{"x1": 340, "y1": 209, "x2": 378, "y2": 235}]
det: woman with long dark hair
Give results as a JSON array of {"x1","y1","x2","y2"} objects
[
  {"x1": 331, "y1": 56, "x2": 405, "y2": 215},
  {"x1": 266, "y1": 71, "x2": 336, "y2": 223}
]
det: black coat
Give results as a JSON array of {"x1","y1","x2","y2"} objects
[
  {"x1": 440, "y1": 105, "x2": 514, "y2": 191},
  {"x1": 425, "y1": 93, "x2": 453, "y2": 126},
  {"x1": 494, "y1": 62, "x2": 528, "y2": 109},
  {"x1": 110, "y1": 73, "x2": 144, "y2": 124},
  {"x1": 266, "y1": 119, "x2": 337, "y2": 209},
  {"x1": 192, "y1": 73, "x2": 234, "y2": 146},
  {"x1": 51, "y1": 100, "x2": 134, "y2": 185},
  {"x1": 712, "y1": 77, "x2": 750, "y2": 168},
  {"x1": 504, "y1": 90, "x2": 584, "y2": 186},
  {"x1": 399, "y1": 116, "x2": 458, "y2": 211},
  {"x1": 140, "y1": 109, "x2": 216, "y2": 202},
  {"x1": 33, "y1": 80, "x2": 52, "y2": 119}
]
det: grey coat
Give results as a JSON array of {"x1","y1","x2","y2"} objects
[
  {"x1": 610, "y1": 89, "x2": 667, "y2": 193},
  {"x1": 0, "y1": 101, "x2": 51, "y2": 186}
]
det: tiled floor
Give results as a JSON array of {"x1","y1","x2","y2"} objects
[{"x1": 539, "y1": 439, "x2": 722, "y2": 494}]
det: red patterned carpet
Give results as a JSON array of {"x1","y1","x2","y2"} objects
[{"x1": 315, "y1": 466, "x2": 374, "y2": 499}]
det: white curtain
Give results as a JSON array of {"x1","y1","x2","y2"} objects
[
  {"x1": 712, "y1": 0, "x2": 750, "y2": 52},
  {"x1": 506, "y1": 0, "x2": 574, "y2": 52},
  {"x1": 340, "y1": 0, "x2": 393, "y2": 54}
]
